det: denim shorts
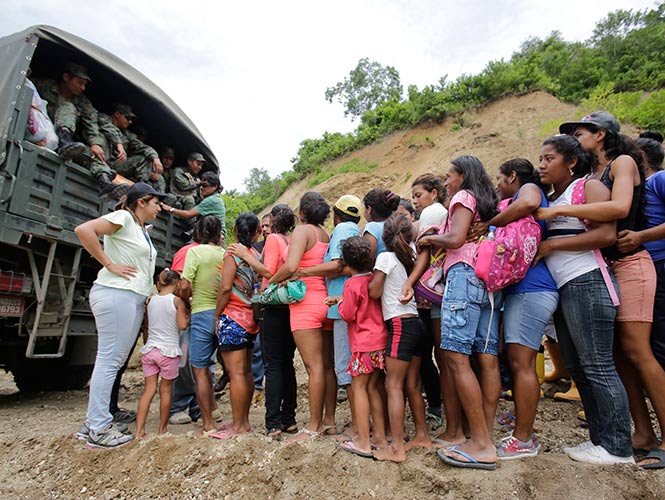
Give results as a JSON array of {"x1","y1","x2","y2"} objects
[
  {"x1": 503, "y1": 292, "x2": 559, "y2": 351},
  {"x1": 440, "y1": 263, "x2": 503, "y2": 356},
  {"x1": 218, "y1": 314, "x2": 255, "y2": 351},
  {"x1": 189, "y1": 309, "x2": 217, "y2": 368},
  {"x1": 333, "y1": 319, "x2": 352, "y2": 386}
]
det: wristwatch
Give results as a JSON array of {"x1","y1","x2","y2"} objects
[{"x1": 169, "y1": 207, "x2": 175, "y2": 213}]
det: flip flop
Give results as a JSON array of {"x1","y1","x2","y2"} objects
[
  {"x1": 208, "y1": 428, "x2": 235, "y2": 440},
  {"x1": 322, "y1": 425, "x2": 339, "y2": 436},
  {"x1": 337, "y1": 440, "x2": 374, "y2": 458},
  {"x1": 638, "y1": 448, "x2": 665, "y2": 470},
  {"x1": 437, "y1": 446, "x2": 497, "y2": 471},
  {"x1": 286, "y1": 428, "x2": 319, "y2": 443},
  {"x1": 432, "y1": 438, "x2": 464, "y2": 448}
]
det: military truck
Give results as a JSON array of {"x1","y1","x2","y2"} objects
[{"x1": 0, "y1": 26, "x2": 218, "y2": 391}]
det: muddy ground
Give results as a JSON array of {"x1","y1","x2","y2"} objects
[{"x1": 1, "y1": 351, "x2": 664, "y2": 500}]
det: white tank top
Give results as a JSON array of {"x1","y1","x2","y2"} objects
[
  {"x1": 543, "y1": 179, "x2": 600, "y2": 288},
  {"x1": 140, "y1": 293, "x2": 183, "y2": 358}
]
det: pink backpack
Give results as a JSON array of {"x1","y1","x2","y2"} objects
[{"x1": 474, "y1": 198, "x2": 542, "y2": 292}]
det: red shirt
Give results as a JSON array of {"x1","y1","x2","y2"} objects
[
  {"x1": 171, "y1": 242, "x2": 199, "y2": 274},
  {"x1": 337, "y1": 273, "x2": 388, "y2": 353}
]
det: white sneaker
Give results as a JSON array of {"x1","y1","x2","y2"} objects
[
  {"x1": 168, "y1": 411, "x2": 192, "y2": 425},
  {"x1": 563, "y1": 440, "x2": 594, "y2": 456},
  {"x1": 567, "y1": 445, "x2": 635, "y2": 465}
]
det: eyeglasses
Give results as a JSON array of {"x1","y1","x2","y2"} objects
[{"x1": 200, "y1": 183, "x2": 210, "y2": 188}]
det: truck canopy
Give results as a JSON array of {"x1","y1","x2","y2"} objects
[{"x1": 0, "y1": 25, "x2": 218, "y2": 171}]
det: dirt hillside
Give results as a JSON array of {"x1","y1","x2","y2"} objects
[{"x1": 275, "y1": 91, "x2": 638, "y2": 210}]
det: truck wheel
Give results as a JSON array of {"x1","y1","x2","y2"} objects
[{"x1": 11, "y1": 361, "x2": 94, "y2": 392}]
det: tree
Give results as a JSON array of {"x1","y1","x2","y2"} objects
[{"x1": 325, "y1": 58, "x2": 402, "y2": 121}]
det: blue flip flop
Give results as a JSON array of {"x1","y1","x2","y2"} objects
[{"x1": 437, "y1": 446, "x2": 497, "y2": 470}]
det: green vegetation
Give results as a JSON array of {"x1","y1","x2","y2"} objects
[
  {"x1": 307, "y1": 158, "x2": 378, "y2": 188},
  {"x1": 237, "y1": 3, "x2": 665, "y2": 213}
]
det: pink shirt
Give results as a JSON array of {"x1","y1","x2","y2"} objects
[
  {"x1": 337, "y1": 273, "x2": 388, "y2": 353},
  {"x1": 171, "y1": 242, "x2": 199, "y2": 274},
  {"x1": 262, "y1": 233, "x2": 289, "y2": 289},
  {"x1": 443, "y1": 190, "x2": 480, "y2": 276}
]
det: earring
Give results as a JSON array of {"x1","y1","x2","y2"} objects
[{"x1": 569, "y1": 169, "x2": 574, "y2": 177}]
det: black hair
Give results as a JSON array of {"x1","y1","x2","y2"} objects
[
  {"x1": 270, "y1": 204, "x2": 296, "y2": 234},
  {"x1": 636, "y1": 138, "x2": 664, "y2": 171},
  {"x1": 200, "y1": 171, "x2": 222, "y2": 192},
  {"x1": 577, "y1": 123, "x2": 646, "y2": 177},
  {"x1": 235, "y1": 212, "x2": 260, "y2": 248},
  {"x1": 299, "y1": 192, "x2": 330, "y2": 225},
  {"x1": 157, "y1": 269, "x2": 180, "y2": 291},
  {"x1": 363, "y1": 188, "x2": 400, "y2": 221},
  {"x1": 498, "y1": 158, "x2": 543, "y2": 188},
  {"x1": 333, "y1": 206, "x2": 361, "y2": 224},
  {"x1": 411, "y1": 173, "x2": 447, "y2": 204},
  {"x1": 398, "y1": 199, "x2": 415, "y2": 215},
  {"x1": 196, "y1": 215, "x2": 222, "y2": 245},
  {"x1": 542, "y1": 135, "x2": 594, "y2": 178},
  {"x1": 341, "y1": 236, "x2": 373, "y2": 273},
  {"x1": 449, "y1": 156, "x2": 498, "y2": 222},
  {"x1": 639, "y1": 130, "x2": 664, "y2": 143},
  {"x1": 382, "y1": 214, "x2": 415, "y2": 275}
]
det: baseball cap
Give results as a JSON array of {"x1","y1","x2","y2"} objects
[
  {"x1": 64, "y1": 62, "x2": 92, "y2": 81},
  {"x1": 126, "y1": 182, "x2": 167, "y2": 205},
  {"x1": 559, "y1": 111, "x2": 620, "y2": 136},
  {"x1": 334, "y1": 194, "x2": 362, "y2": 217},
  {"x1": 188, "y1": 152, "x2": 206, "y2": 162},
  {"x1": 160, "y1": 147, "x2": 175, "y2": 158},
  {"x1": 113, "y1": 103, "x2": 137, "y2": 120}
]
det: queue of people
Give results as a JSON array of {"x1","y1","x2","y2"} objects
[{"x1": 72, "y1": 112, "x2": 665, "y2": 472}]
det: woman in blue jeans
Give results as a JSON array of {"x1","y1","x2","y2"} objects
[
  {"x1": 536, "y1": 134, "x2": 633, "y2": 464},
  {"x1": 74, "y1": 182, "x2": 166, "y2": 449}
]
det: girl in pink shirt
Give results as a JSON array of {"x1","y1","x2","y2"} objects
[{"x1": 326, "y1": 236, "x2": 388, "y2": 458}]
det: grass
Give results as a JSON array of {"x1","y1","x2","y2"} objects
[{"x1": 307, "y1": 158, "x2": 378, "y2": 188}]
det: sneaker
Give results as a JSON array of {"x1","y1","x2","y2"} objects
[
  {"x1": 87, "y1": 424, "x2": 134, "y2": 449},
  {"x1": 75, "y1": 422, "x2": 129, "y2": 441},
  {"x1": 563, "y1": 440, "x2": 594, "y2": 456},
  {"x1": 567, "y1": 444, "x2": 635, "y2": 465},
  {"x1": 497, "y1": 434, "x2": 540, "y2": 460},
  {"x1": 112, "y1": 408, "x2": 137, "y2": 424},
  {"x1": 169, "y1": 411, "x2": 192, "y2": 425}
]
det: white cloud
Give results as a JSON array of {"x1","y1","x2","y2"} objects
[{"x1": 0, "y1": 0, "x2": 655, "y2": 191}]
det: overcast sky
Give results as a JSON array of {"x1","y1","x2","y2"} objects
[{"x1": 1, "y1": 0, "x2": 656, "y2": 191}]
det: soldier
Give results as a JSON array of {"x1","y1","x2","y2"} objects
[
  {"x1": 169, "y1": 152, "x2": 205, "y2": 210},
  {"x1": 150, "y1": 146, "x2": 175, "y2": 194},
  {"x1": 98, "y1": 104, "x2": 163, "y2": 183},
  {"x1": 33, "y1": 62, "x2": 128, "y2": 199}
]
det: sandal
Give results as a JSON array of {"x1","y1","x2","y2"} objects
[
  {"x1": 322, "y1": 425, "x2": 339, "y2": 436},
  {"x1": 267, "y1": 428, "x2": 282, "y2": 438},
  {"x1": 281, "y1": 424, "x2": 298, "y2": 434},
  {"x1": 286, "y1": 428, "x2": 319, "y2": 443}
]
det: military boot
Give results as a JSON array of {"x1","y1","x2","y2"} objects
[
  {"x1": 97, "y1": 172, "x2": 130, "y2": 200},
  {"x1": 56, "y1": 127, "x2": 87, "y2": 161}
]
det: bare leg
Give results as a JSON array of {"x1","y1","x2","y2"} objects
[
  {"x1": 404, "y1": 356, "x2": 432, "y2": 450},
  {"x1": 322, "y1": 329, "x2": 337, "y2": 431},
  {"x1": 292, "y1": 328, "x2": 325, "y2": 433},
  {"x1": 367, "y1": 370, "x2": 388, "y2": 448},
  {"x1": 221, "y1": 348, "x2": 253, "y2": 434},
  {"x1": 193, "y1": 367, "x2": 215, "y2": 432},
  {"x1": 506, "y1": 344, "x2": 539, "y2": 442},
  {"x1": 135, "y1": 375, "x2": 158, "y2": 439},
  {"x1": 348, "y1": 373, "x2": 372, "y2": 454},
  {"x1": 374, "y1": 357, "x2": 409, "y2": 462},
  {"x1": 158, "y1": 378, "x2": 174, "y2": 434},
  {"x1": 477, "y1": 352, "x2": 501, "y2": 436}
]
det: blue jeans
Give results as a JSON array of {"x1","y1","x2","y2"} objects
[
  {"x1": 170, "y1": 327, "x2": 201, "y2": 420},
  {"x1": 440, "y1": 263, "x2": 503, "y2": 355},
  {"x1": 189, "y1": 309, "x2": 217, "y2": 369},
  {"x1": 252, "y1": 333, "x2": 265, "y2": 390},
  {"x1": 503, "y1": 292, "x2": 559, "y2": 351},
  {"x1": 554, "y1": 268, "x2": 632, "y2": 457},
  {"x1": 86, "y1": 284, "x2": 145, "y2": 432},
  {"x1": 333, "y1": 319, "x2": 352, "y2": 386}
]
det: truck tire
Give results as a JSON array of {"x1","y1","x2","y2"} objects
[{"x1": 11, "y1": 361, "x2": 94, "y2": 392}]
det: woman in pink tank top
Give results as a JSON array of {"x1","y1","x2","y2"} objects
[{"x1": 270, "y1": 192, "x2": 338, "y2": 441}]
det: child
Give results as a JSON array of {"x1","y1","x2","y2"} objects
[
  {"x1": 210, "y1": 212, "x2": 262, "y2": 439},
  {"x1": 369, "y1": 214, "x2": 432, "y2": 462},
  {"x1": 135, "y1": 269, "x2": 189, "y2": 438},
  {"x1": 325, "y1": 236, "x2": 388, "y2": 458}
]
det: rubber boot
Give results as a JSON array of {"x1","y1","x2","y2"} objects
[
  {"x1": 554, "y1": 380, "x2": 581, "y2": 402},
  {"x1": 536, "y1": 344, "x2": 545, "y2": 398},
  {"x1": 544, "y1": 338, "x2": 569, "y2": 382},
  {"x1": 56, "y1": 127, "x2": 87, "y2": 161},
  {"x1": 97, "y1": 172, "x2": 130, "y2": 200}
]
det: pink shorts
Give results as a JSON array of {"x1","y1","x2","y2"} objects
[
  {"x1": 141, "y1": 348, "x2": 180, "y2": 380},
  {"x1": 346, "y1": 350, "x2": 386, "y2": 377},
  {"x1": 611, "y1": 250, "x2": 656, "y2": 323}
]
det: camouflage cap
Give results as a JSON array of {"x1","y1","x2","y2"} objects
[
  {"x1": 113, "y1": 103, "x2": 137, "y2": 120},
  {"x1": 64, "y1": 62, "x2": 92, "y2": 81},
  {"x1": 188, "y1": 152, "x2": 206, "y2": 162},
  {"x1": 160, "y1": 147, "x2": 176, "y2": 158}
]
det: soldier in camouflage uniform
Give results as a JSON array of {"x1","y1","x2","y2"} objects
[
  {"x1": 97, "y1": 104, "x2": 163, "y2": 184},
  {"x1": 170, "y1": 152, "x2": 205, "y2": 210},
  {"x1": 33, "y1": 63, "x2": 128, "y2": 199},
  {"x1": 150, "y1": 146, "x2": 175, "y2": 194}
]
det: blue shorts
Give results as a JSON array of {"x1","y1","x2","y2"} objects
[
  {"x1": 503, "y1": 292, "x2": 558, "y2": 351},
  {"x1": 189, "y1": 309, "x2": 217, "y2": 368},
  {"x1": 440, "y1": 263, "x2": 503, "y2": 356},
  {"x1": 218, "y1": 314, "x2": 255, "y2": 351}
]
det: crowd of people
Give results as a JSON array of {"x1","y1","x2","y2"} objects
[
  {"x1": 26, "y1": 61, "x2": 215, "y2": 211},
  {"x1": 72, "y1": 110, "x2": 665, "y2": 472}
]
